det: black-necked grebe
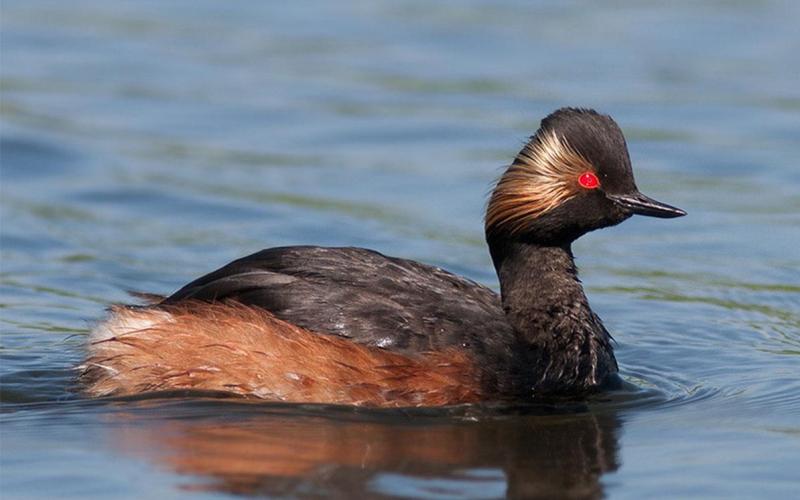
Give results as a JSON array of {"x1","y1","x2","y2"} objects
[{"x1": 81, "y1": 108, "x2": 685, "y2": 407}]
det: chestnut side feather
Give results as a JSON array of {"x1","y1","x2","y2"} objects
[{"x1": 80, "y1": 301, "x2": 482, "y2": 407}]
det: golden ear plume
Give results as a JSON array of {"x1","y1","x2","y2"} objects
[{"x1": 485, "y1": 131, "x2": 594, "y2": 235}]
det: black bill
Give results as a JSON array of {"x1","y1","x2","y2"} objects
[{"x1": 608, "y1": 192, "x2": 686, "y2": 218}]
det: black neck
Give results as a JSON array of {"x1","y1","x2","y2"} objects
[
  {"x1": 493, "y1": 241, "x2": 583, "y2": 340},
  {"x1": 488, "y1": 237, "x2": 618, "y2": 395}
]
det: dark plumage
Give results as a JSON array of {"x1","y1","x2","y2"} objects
[
  {"x1": 165, "y1": 246, "x2": 514, "y2": 355},
  {"x1": 83, "y1": 107, "x2": 686, "y2": 405}
]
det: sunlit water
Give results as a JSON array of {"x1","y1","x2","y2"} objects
[{"x1": 2, "y1": 1, "x2": 799, "y2": 498}]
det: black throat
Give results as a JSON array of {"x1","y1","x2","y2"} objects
[{"x1": 488, "y1": 237, "x2": 619, "y2": 396}]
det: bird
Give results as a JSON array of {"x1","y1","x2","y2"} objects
[{"x1": 80, "y1": 108, "x2": 686, "y2": 407}]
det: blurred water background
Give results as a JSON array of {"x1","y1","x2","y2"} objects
[{"x1": 1, "y1": 1, "x2": 799, "y2": 498}]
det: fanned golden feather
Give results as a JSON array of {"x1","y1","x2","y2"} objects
[{"x1": 486, "y1": 131, "x2": 595, "y2": 235}]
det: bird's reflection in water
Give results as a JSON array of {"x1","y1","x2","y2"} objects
[{"x1": 108, "y1": 400, "x2": 621, "y2": 498}]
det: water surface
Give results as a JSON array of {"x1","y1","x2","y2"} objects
[{"x1": 2, "y1": 1, "x2": 799, "y2": 498}]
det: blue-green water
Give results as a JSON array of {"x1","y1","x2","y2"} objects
[{"x1": 1, "y1": 1, "x2": 799, "y2": 498}]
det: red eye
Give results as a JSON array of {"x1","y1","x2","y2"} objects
[{"x1": 578, "y1": 172, "x2": 600, "y2": 189}]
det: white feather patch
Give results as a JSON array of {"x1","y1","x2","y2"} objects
[{"x1": 89, "y1": 308, "x2": 173, "y2": 343}]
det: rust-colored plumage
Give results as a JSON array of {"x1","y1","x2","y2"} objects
[
  {"x1": 485, "y1": 131, "x2": 595, "y2": 235},
  {"x1": 81, "y1": 301, "x2": 483, "y2": 407}
]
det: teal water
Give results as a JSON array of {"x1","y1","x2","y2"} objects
[{"x1": 1, "y1": 1, "x2": 799, "y2": 498}]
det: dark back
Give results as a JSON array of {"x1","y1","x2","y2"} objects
[{"x1": 163, "y1": 246, "x2": 515, "y2": 356}]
